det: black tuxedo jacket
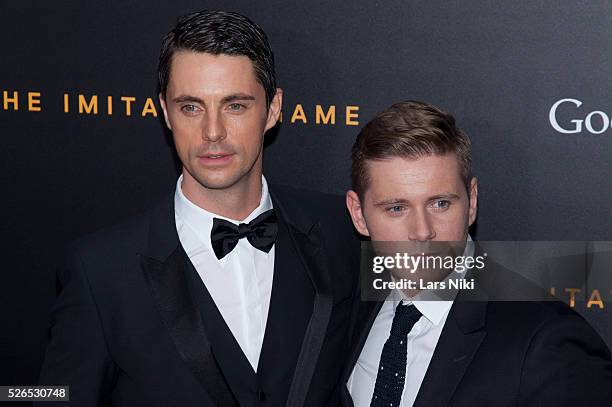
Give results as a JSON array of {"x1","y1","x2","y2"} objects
[
  {"x1": 341, "y1": 259, "x2": 612, "y2": 406},
  {"x1": 37, "y1": 185, "x2": 360, "y2": 407}
]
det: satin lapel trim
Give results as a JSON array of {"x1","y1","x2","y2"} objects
[
  {"x1": 139, "y1": 247, "x2": 219, "y2": 404},
  {"x1": 268, "y1": 189, "x2": 335, "y2": 406},
  {"x1": 284, "y1": 220, "x2": 334, "y2": 407},
  {"x1": 413, "y1": 303, "x2": 487, "y2": 407}
]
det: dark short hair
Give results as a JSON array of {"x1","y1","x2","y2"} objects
[
  {"x1": 351, "y1": 100, "x2": 473, "y2": 197},
  {"x1": 158, "y1": 10, "x2": 277, "y2": 107}
]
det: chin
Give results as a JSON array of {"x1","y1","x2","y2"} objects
[
  {"x1": 197, "y1": 177, "x2": 238, "y2": 190},
  {"x1": 194, "y1": 171, "x2": 248, "y2": 190}
]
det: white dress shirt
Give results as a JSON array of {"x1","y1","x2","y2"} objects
[
  {"x1": 348, "y1": 237, "x2": 474, "y2": 406},
  {"x1": 174, "y1": 174, "x2": 275, "y2": 372}
]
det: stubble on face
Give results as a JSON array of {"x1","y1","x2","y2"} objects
[{"x1": 160, "y1": 51, "x2": 280, "y2": 217}]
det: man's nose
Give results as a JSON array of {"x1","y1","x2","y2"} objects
[
  {"x1": 202, "y1": 111, "x2": 227, "y2": 142},
  {"x1": 406, "y1": 209, "x2": 436, "y2": 241}
]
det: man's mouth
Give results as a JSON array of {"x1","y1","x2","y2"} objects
[
  {"x1": 197, "y1": 152, "x2": 235, "y2": 165},
  {"x1": 199, "y1": 151, "x2": 233, "y2": 158}
]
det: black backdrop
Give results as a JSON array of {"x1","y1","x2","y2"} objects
[{"x1": 2, "y1": 0, "x2": 611, "y2": 386}]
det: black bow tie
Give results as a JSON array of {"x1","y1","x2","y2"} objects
[{"x1": 210, "y1": 209, "x2": 278, "y2": 260}]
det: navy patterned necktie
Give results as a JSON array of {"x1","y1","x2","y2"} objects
[{"x1": 371, "y1": 303, "x2": 422, "y2": 407}]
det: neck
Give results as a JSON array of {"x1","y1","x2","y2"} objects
[{"x1": 181, "y1": 169, "x2": 263, "y2": 221}]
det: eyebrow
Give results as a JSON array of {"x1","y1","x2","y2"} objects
[
  {"x1": 171, "y1": 93, "x2": 256, "y2": 104},
  {"x1": 221, "y1": 93, "x2": 256, "y2": 104},
  {"x1": 172, "y1": 95, "x2": 204, "y2": 104},
  {"x1": 373, "y1": 193, "x2": 461, "y2": 207},
  {"x1": 373, "y1": 198, "x2": 411, "y2": 207},
  {"x1": 428, "y1": 193, "x2": 461, "y2": 201}
]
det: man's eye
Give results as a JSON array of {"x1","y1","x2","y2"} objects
[
  {"x1": 386, "y1": 205, "x2": 405, "y2": 214},
  {"x1": 432, "y1": 200, "x2": 450, "y2": 210},
  {"x1": 227, "y1": 103, "x2": 245, "y2": 111},
  {"x1": 181, "y1": 104, "x2": 198, "y2": 113}
]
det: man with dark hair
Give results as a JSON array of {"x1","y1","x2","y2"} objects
[
  {"x1": 342, "y1": 100, "x2": 612, "y2": 406},
  {"x1": 37, "y1": 10, "x2": 358, "y2": 406}
]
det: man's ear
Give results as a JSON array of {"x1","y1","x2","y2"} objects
[
  {"x1": 159, "y1": 92, "x2": 172, "y2": 130},
  {"x1": 468, "y1": 177, "x2": 478, "y2": 226},
  {"x1": 346, "y1": 190, "x2": 370, "y2": 236},
  {"x1": 265, "y1": 88, "x2": 283, "y2": 131}
]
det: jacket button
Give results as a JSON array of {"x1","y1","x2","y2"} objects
[{"x1": 258, "y1": 390, "x2": 267, "y2": 402}]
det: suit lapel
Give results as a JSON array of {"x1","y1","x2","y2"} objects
[
  {"x1": 341, "y1": 246, "x2": 489, "y2": 407},
  {"x1": 413, "y1": 301, "x2": 487, "y2": 407},
  {"x1": 340, "y1": 271, "x2": 388, "y2": 407},
  {"x1": 344, "y1": 298, "x2": 384, "y2": 382},
  {"x1": 140, "y1": 188, "x2": 338, "y2": 405},
  {"x1": 341, "y1": 300, "x2": 486, "y2": 407},
  {"x1": 138, "y1": 196, "x2": 238, "y2": 406},
  {"x1": 411, "y1": 246, "x2": 490, "y2": 407},
  {"x1": 257, "y1": 204, "x2": 315, "y2": 398},
  {"x1": 139, "y1": 249, "x2": 216, "y2": 399},
  {"x1": 267, "y1": 188, "x2": 335, "y2": 407},
  {"x1": 181, "y1": 249, "x2": 255, "y2": 404}
]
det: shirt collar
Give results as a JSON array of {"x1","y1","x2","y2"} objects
[
  {"x1": 391, "y1": 235, "x2": 475, "y2": 326},
  {"x1": 174, "y1": 174, "x2": 273, "y2": 261}
]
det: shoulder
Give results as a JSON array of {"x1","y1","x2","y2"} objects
[
  {"x1": 513, "y1": 301, "x2": 612, "y2": 401},
  {"x1": 270, "y1": 183, "x2": 346, "y2": 215},
  {"x1": 484, "y1": 298, "x2": 610, "y2": 364},
  {"x1": 56, "y1": 197, "x2": 173, "y2": 291},
  {"x1": 519, "y1": 300, "x2": 606, "y2": 343},
  {"x1": 68, "y1": 196, "x2": 172, "y2": 262},
  {"x1": 470, "y1": 261, "x2": 605, "y2": 343},
  {"x1": 480, "y1": 263, "x2": 593, "y2": 331},
  {"x1": 269, "y1": 183, "x2": 360, "y2": 264},
  {"x1": 487, "y1": 299, "x2": 586, "y2": 328},
  {"x1": 269, "y1": 183, "x2": 353, "y2": 230}
]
